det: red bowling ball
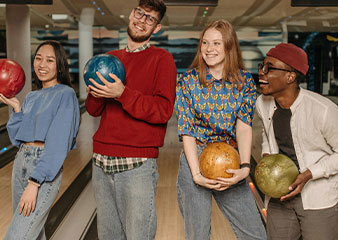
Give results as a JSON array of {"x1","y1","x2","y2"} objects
[{"x1": 0, "y1": 59, "x2": 25, "y2": 98}]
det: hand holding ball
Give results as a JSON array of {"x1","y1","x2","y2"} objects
[
  {"x1": 199, "y1": 142, "x2": 240, "y2": 180},
  {"x1": 0, "y1": 59, "x2": 25, "y2": 98},
  {"x1": 255, "y1": 154, "x2": 299, "y2": 198},
  {"x1": 83, "y1": 54, "x2": 125, "y2": 87}
]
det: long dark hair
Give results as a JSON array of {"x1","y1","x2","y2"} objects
[
  {"x1": 190, "y1": 20, "x2": 245, "y2": 89},
  {"x1": 33, "y1": 40, "x2": 71, "y2": 89}
]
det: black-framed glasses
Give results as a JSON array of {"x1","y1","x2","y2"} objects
[
  {"x1": 258, "y1": 63, "x2": 293, "y2": 75},
  {"x1": 133, "y1": 8, "x2": 158, "y2": 26}
]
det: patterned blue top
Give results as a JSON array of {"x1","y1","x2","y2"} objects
[{"x1": 175, "y1": 68, "x2": 257, "y2": 143}]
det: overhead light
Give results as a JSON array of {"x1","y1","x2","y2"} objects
[
  {"x1": 322, "y1": 21, "x2": 330, "y2": 27},
  {"x1": 164, "y1": 0, "x2": 218, "y2": 6},
  {"x1": 0, "y1": 3, "x2": 5, "y2": 7},
  {"x1": 51, "y1": 14, "x2": 75, "y2": 24},
  {"x1": 52, "y1": 14, "x2": 68, "y2": 20}
]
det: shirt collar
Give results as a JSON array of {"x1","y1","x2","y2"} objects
[
  {"x1": 290, "y1": 87, "x2": 303, "y2": 112},
  {"x1": 126, "y1": 43, "x2": 150, "y2": 53},
  {"x1": 205, "y1": 67, "x2": 221, "y2": 83}
]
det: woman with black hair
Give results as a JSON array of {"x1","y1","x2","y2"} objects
[{"x1": 0, "y1": 40, "x2": 80, "y2": 240}]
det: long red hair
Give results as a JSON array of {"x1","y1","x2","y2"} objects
[{"x1": 190, "y1": 19, "x2": 245, "y2": 89}]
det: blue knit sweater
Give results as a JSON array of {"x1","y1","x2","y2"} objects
[{"x1": 7, "y1": 84, "x2": 80, "y2": 183}]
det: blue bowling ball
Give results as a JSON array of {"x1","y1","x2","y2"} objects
[{"x1": 83, "y1": 54, "x2": 125, "y2": 87}]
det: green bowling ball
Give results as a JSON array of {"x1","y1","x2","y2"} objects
[{"x1": 255, "y1": 154, "x2": 299, "y2": 198}]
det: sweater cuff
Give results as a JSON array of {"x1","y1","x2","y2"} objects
[
  {"x1": 307, "y1": 165, "x2": 320, "y2": 180},
  {"x1": 87, "y1": 93, "x2": 104, "y2": 104},
  {"x1": 30, "y1": 172, "x2": 45, "y2": 185},
  {"x1": 11, "y1": 109, "x2": 23, "y2": 118},
  {"x1": 116, "y1": 86, "x2": 132, "y2": 104}
]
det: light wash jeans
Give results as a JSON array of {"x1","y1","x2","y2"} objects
[
  {"x1": 92, "y1": 158, "x2": 159, "y2": 240},
  {"x1": 5, "y1": 144, "x2": 63, "y2": 240},
  {"x1": 177, "y1": 147, "x2": 267, "y2": 240}
]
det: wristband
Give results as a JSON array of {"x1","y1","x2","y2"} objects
[
  {"x1": 240, "y1": 163, "x2": 251, "y2": 169},
  {"x1": 28, "y1": 177, "x2": 41, "y2": 187}
]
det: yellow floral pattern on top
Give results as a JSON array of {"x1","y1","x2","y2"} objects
[{"x1": 175, "y1": 68, "x2": 257, "y2": 144}]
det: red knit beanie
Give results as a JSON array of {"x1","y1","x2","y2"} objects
[{"x1": 266, "y1": 43, "x2": 309, "y2": 75}]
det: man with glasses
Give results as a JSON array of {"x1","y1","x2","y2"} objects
[
  {"x1": 85, "y1": 0, "x2": 177, "y2": 239},
  {"x1": 256, "y1": 43, "x2": 338, "y2": 240}
]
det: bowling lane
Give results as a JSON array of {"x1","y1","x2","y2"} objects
[
  {"x1": 154, "y1": 115, "x2": 238, "y2": 240},
  {"x1": 55, "y1": 112, "x2": 99, "y2": 202},
  {"x1": 1, "y1": 109, "x2": 262, "y2": 239},
  {"x1": 155, "y1": 93, "x2": 338, "y2": 239},
  {"x1": 75, "y1": 113, "x2": 238, "y2": 240},
  {"x1": 0, "y1": 111, "x2": 100, "y2": 239},
  {"x1": 0, "y1": 105, "x2": 9, "y2": 126}
]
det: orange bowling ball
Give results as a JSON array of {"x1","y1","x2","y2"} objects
[{"x1": 199, "y1": 142, "x2": 240, "y2": 179}]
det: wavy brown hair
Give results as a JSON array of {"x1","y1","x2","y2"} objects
[{"x1": 190, "y1": 19, "x2": 245, "y2": 89}]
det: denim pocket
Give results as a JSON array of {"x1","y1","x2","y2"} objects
[{"x1": 20, "y1": 146, "x2": 44, "y2": 182}]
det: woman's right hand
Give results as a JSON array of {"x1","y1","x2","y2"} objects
[
  {"x1": 0, "y1": 94, "x2": 21, "y2": 112},
  {"x1": 193, "y1": 173, "x2": 229, "y2": 191},
  {"x1": 19, "y1": 183, "x2": 39, "y2": 217}
]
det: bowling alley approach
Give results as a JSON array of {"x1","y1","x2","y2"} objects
[{"x1": 1, "y1": 0, "x2": 338, "y2": 240}]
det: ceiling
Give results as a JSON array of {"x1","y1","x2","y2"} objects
[{"x1": 1, "y1": 0, "x2": 338, "y2": 32}]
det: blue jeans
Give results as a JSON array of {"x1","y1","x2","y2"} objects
[
  {"x1": 92, "y1": 158, "x2": 159, "y2": 240},
  {"x1": 5, "y1": 144, "x2": 63, "y2": 240},
  {"x1": 177, "y1": 148, "x2": 267, "y2": 240}
]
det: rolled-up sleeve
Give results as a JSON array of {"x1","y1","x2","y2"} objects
[
  {"x1": 6, "y1": 95, "x2": 30, "y2": 147},
  {"x1": 237, "y1": 74, "x2": 257, "y2": 127},
  {"x1": 175, "y1": 73, "x2": 196, "y2": 140},
  {"x1": 308, "y1": 104, "x2": 338, "y2": 179}
]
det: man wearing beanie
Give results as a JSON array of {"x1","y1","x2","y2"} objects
[{"x1": 256, "y1": 43, "x2": 338, "y2": 240}]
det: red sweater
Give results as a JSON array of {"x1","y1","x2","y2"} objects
[{"x1": 86, "y1": 46, "x2": 177, "y2": 158}]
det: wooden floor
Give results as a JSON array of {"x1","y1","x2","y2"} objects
[
  {"x1": 0, "y1": 110, "x2": 241, "y2": 239},
  {"x1": 155, "y1": 115, "x2": 237, "y2": 240},
  {"x1": 0, "y1": 112, "x2": 99, "y2": 239}
]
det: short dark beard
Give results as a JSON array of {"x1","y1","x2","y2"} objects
[{"x1": 127, "y1": 26, "x2": 152, "y2": 43}]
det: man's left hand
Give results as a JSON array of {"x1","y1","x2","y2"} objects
[
  {"x1": 88, "y1": 72, "x2": 125, "y2": 99},
  {"x1": 280, "y1": 169, "x2": 312, "y2": 201}
]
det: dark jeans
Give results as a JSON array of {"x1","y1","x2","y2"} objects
[{"x1": 267, "y1": 194, "x2": 338, "y2": 240}]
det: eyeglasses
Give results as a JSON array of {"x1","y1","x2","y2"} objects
[
  {"x1": 258, "y1": 63, "x2": 293, "y2": 75},
  {"x1": 133, "y1": 8, "x2": 158, "y2": 26}
]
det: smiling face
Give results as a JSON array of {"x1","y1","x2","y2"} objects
[
  {"x1": 201, "y1": 28, "x2": 225, "y2": 76},
  {"x1": 259, "y1": 56, "x2": 295, "y2": 97},
  {"x1": 127, "y1": 7, "x2": 161, "y2": 43},
  {"x1": 33, "y1": 44, "x2": 58, "y2": 88}
]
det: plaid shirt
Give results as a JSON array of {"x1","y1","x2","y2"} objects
[
  {"x1": 126, "y1": 43, "x2": 150, "y2": 52},
  {"x1": 93, "y1": 42, "x2": 152, "y2": 174},
  {"x1": 93, "y1": 153, "x2": 147, "y2": 174}
]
